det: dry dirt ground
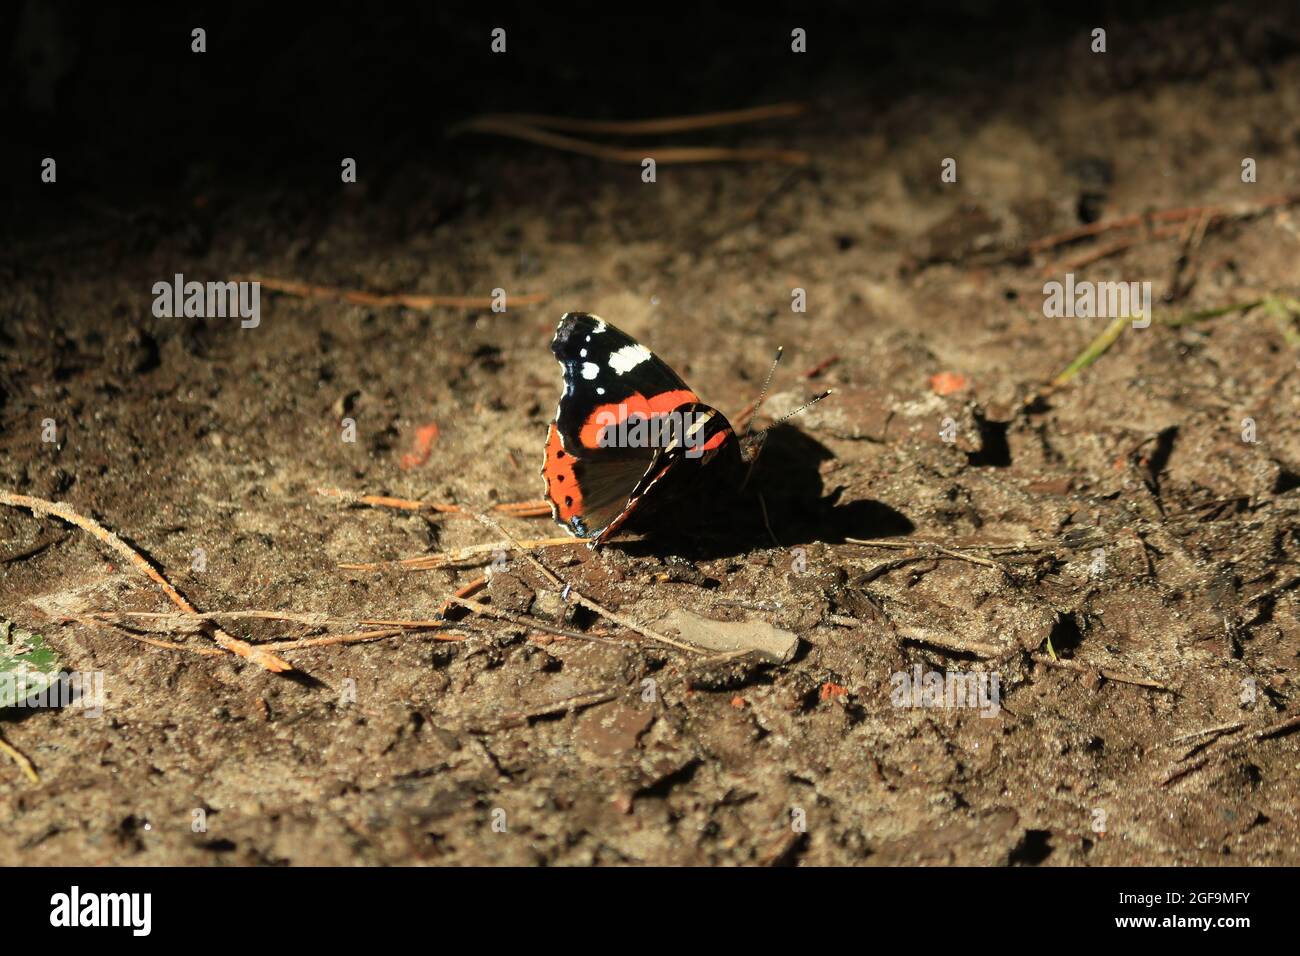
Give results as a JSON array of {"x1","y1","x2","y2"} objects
[{"x1": 3, "y1": 9, "x2": 1299, "y2": 865}]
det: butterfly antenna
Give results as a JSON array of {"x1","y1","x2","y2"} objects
[
  {"x1": 760, "y1": 389, "x2": 834, "y2": 434},
  {"x1": 743, "y1": 346, "x2": 784, "y2": 437}
]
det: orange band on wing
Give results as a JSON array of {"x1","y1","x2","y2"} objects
[
  {"x1": 700, "y1": 428, "x2": 731, "y2": 452},
  {"x1": 541, "y1": 424, "x2": 582, "y2": 521},
  {"x1": 577, "y1": 389, "x2": 698, "y2": 449}
]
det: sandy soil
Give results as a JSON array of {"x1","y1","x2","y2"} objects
[{"x1": 2, "y1": 6, "x2": 1298, "y2": 865}]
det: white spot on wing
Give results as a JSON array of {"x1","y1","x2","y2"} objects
[
  {"x1": 608, "y1": 344, "x2": 652, "y2": 375},
  {"x1": 581, "y1": 362, "x2": 600, "y2": 380}
]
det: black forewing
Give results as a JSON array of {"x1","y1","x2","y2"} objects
[{"x1": 550, "y1": 312, "x2": 696, "y2": 455}]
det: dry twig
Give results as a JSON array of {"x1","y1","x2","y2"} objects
[
  {"x1": 449, "y1": 596, "x2": 627, "y2": 647},
  {"x1": 846, "y1": 536, "x2": 1012, "y2": 574},
  {"x1": 0, "y1": 492, "x2": 291, "y2": 673},
  {"x1": 315, "y1": 487, "x2": 551, "y2": 517},
  {"x1": 339, "y1": 536, "x2": 580, "y2": 571},
  {"x1": 0, "y1": 733, "x2": 39, "y2": 784},
  {"x1": 466, "y1": 512, "x2": 703, "y2": 654},
  {"x1": 461, "y1": 102, "x2": 806, "y2": 136},
  {"x1": 1160, "y1": 713, "x2": 1300, "y2": 786},
  {"x1": 464, "y1": 688, "x2": 622, "y2": 733},
  {"x1": 450, "y1": 103, "x2": 809, "y2": 166},
  {"x1": 896, "y1": 627, "x2": 1005, "y2": 659},
  {"x1": 1030, "y1": 653, "x2": 1172, "y2": 692},
  {"x1": 1029, "y1": 192, "x2": 1300, "y2": 255},
  {"x1": 438, "y1": 576, "x2": 488, "y2": 616},
  {"x1": 246, "y1": 275, "x2": 547, "y2": 310}
]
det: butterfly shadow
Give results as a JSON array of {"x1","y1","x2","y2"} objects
[{"x1": 611, "y1": 423, "x2": 914, "y2": 562}]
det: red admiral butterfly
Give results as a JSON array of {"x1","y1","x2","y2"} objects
[{"x1": 541, "y1": 312, "x2": 828, "y2": 548}]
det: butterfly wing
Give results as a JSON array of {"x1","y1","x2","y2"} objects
[
  {"x1": 549, "y1": 312, "x2": 699, "y2": 455},
  {"x1": 542, "y1": 313, "x2": 735, "y2": 542},
  {"x1": 542, "y1": 421, "x2": 661, "y2": 538}
]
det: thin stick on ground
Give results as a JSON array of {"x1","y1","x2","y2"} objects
[
  {"x1": 457, "y1": 103, "x2": 806, "y2": 137},
  {"x1": 91, "y1": 609, "x2": 335, "y2": 628},
  {"x1": 361, "y1": 617, "x2": 465, "y2": 627},
  {"x1": 79, "y1": 613, "x2": 462, "y2": 658},
  {"x1": 1028, "y1": 192, "x2": 1300, "y2": 254},
  {"x1": 89, "y1": 609, "x2": 482, "y2": 636},
  {"x1": 315, "y1": 487, "x2": 551, "y2": 517},
  {"x1": 0, "y1": 732, "x2": 39, "y2": 784},
  {"x1": 245, "y1": 276, "x2": 548, "y2": 310},
  {"x1": 930, "y1": 545, "x2": 1004, "y2": 570},
  {"x1": 1039, "y1": 223, "x2": 1185, "y2": 276},
  {"x1": 462, "y1": 650, "x2": 760, "y2": 734},
  {"x1": 1160, "y1": 713, "x2": 1300, "y2": 786},
  {"x1": 1168, "y1": 722, "x2": 1245, "y2": 759},
  {"x1": 339, "y1": 536, "x2": 580, "y2": 571},
  {"x1": 438, "y1": 576, "x2": 488, "y2": 616},
  {"x1": 450, "y1": 117, "x2": 808, "y2": 166},
  {"x1": 803, "y1": 355, "x2": 839, "y2": 379},
  {"x1": 464, "y1": 688, "x2": 622, "y2": 734},
  {"x1": 490, "y1": 501, "x2": 554, "y2": 517},
  {"x1": 261, "y1": 627, "x2": 469, "y2": 651},
  {"x1": 1030, "y1": 654, "x2": 1173, "y2": 692},
  {"x1": 896, "y1": 627, "x2": 1005, "y2": 659},
  {"x1": 863, "y1": 557, "x2": 936, "y2": 584},
  {"x1": 0, "y1": 492, "x2": 291, "y2": 673},
  {"x1": 450, "y1": 596, "x2": 630, "y2": 647},
  {"x1": 846, "y1": 536, "x2": 1053, "y2": 554},
  {"x1": 317, "y1": 488, "x2": 459, "y2": 513},
  {"x1": 1164, "y1": 208, "x2": 1212, "y2": 304},
  {"x1": 845, "y1": 537, "x2": 1011, "y2": 573},
  {"x1": 568, "y1": 596, "x2": 700, "y2": 654},
  {"x1": 68, "y1": 610, "x2": 227, "y2": 656},
  {"x1": 849, "y1": 596, "x2": 1007, "y2": 660},
  {"x1": 467, "y1": 512, "x2": 704, "y2": 654},
  {"x1": 1245, "y1": 574, "x2": 1300, "y2": 608},
  {"x1": 113, "y1": 632, "x2": 238, "y2": 656}
]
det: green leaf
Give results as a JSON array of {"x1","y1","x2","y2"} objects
[{"x1": 0, "y1": 620, "x2": 62, "y2": 710}]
